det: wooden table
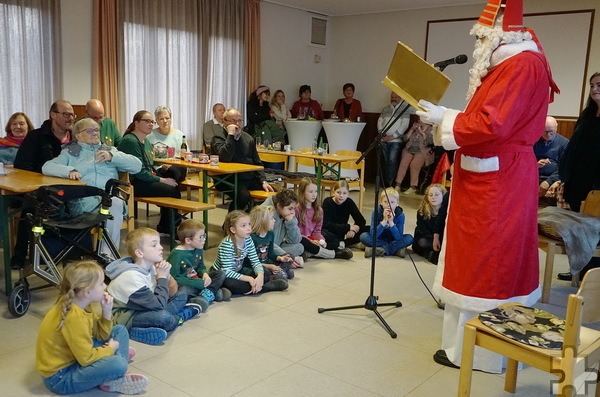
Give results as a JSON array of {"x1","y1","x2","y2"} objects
[
  {"x1": 257, "y1": 149, "x2": 360, "y2": 199},
  {"x1": 0, "y1": 167, "x2": 85, "y2": 294},
  {"x1": 154, "y1": 158, "x2": 264, "y2": 215}
]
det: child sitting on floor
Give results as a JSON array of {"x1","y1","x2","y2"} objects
[
  {"x1": 412, "y1": 184, "x2": 446, "y2": 264},
  {"x1": 36, "y1": 261, "x2": 148, "y2": 395},
  {"x1": 296, "y1": 177, "x2": 353, "y2": 260},
  {"x1": 210, "y1": 210, "x2": 288, "y2": 295},
  {"x1": 249, "y1": 205, "x2": 295, "y2": 280},
  {"x1": 360, "y1": 187, "x2": 414, "y2": 258},
  {"x1": 261, "y1": 189, "x2": 304, "y2": 266},
  {"x1": 106, "y1": 228, "x2": 202, "y2": 346},
  {"x1": 322, "y1": 180, "x2": 368, "y2": 250},
  {"x1": 168, "y1": 219, "x2": 232, "y2": 311}
]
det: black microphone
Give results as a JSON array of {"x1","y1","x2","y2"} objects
[{"x1": 434, "y1": 54, "x2": 468, "y2": 70}]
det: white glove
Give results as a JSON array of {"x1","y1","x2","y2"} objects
[{"x1": 416, "y1": 99, "x2": 447, "y2": 125}]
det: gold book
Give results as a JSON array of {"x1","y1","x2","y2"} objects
[{"x1": 383, "y1": 42, "x2": 451, "y2": 111}]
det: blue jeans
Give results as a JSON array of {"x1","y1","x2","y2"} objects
[
  {"x1": 381, "y1": 141, "x2": 402, "y2": 186},
  {"x1": 359, "y1": 232, "x2": 413, "y2": 256},
  {"x1": 130, "y1": 291, "x2": 187, "y2": 332},
  {"x1": 42, "y1": 325, "x2": 129, "y2": 395}
]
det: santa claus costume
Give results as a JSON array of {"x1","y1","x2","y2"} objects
[{"x1": 417, "y1": 0, "x2": 559, "y2": 373}]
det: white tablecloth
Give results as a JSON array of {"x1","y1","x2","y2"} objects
[
  {"x1": 322, "y1": 121, "x2": 365, "y2": 178},
  {"x1": 284, "y1": 119, "x2": 322, "y2": 172}
]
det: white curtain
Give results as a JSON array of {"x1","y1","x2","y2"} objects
[
  {"x1": 117, "y1": 0, "x2": 246, "y2": 149},
  {"x1": 0, "y1": 0, "x2": 62, "y2": 129}
]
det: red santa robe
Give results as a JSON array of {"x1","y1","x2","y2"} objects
[{"x1": 433, "y1": 45, "x2": 554, "y2": 371}]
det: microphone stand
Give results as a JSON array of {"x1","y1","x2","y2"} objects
[{"x1": 317, "y1": 102, "x2": 412, "y2": 339}]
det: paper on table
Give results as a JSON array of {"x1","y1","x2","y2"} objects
[{"x1": 382, "y1": 41, "x2": 451, "y2": 111}]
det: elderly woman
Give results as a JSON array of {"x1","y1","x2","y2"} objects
[
  {"x1": 42, "y1": 118, "x2": 142, "y2": 252},
  {"x1": 333, "y1": 83, "x2": 363, "y2": 122},
  {"x1": 394, "y1": 120, "x2": 435, "y2": 195},
  {"x1": 0, "y1": 112, "x2": 34, "y2": 164},
  {"x1": 147, "y1": 105, "x2": 187, "y2": 182},
  {"x1": 118, "y1": 110, "x2": 182, "y2": 234}
]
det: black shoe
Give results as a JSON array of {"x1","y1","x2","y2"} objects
[
  {"x1": 334, "y1": 248, "x2": 353, "y2": 260},
  {"x1": 557, "y1": 272, "x2": 573, "y2": 281},
  {"x1": 433, "y1": 350, "x2": 459, "y2": 369}
]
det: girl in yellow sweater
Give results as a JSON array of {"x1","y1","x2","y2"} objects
[{"x1": 36, "y1": 261, "x2": 148, "y2": 395}]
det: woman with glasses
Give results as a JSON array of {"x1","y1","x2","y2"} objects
[
  {"x1": 42, "y1": 118, "x2": 142, "y2": 253},
  {"x1": 0, "y1": 112, "x2": 34, "y2": 165},
  {"x1": 118, "y1": 110, "x2": 182, "y2": 234},
  {"x1": 147, "y1": 105, "x2": 187, "y2": 183}
]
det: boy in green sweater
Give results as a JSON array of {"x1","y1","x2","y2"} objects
[{"x1": 168, "y1": 219, "x2": 231, "y2": 311}]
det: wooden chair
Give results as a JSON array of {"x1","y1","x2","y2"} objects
[
  {"x1": 117, "y1": 172, "x2": 135, "y2": 232},
  {"x1": 258, "y1": 151, "x2": 287, "y2": 191},
  {"x1": 320, "y1": 149, "x2": 365, "y2": 212},
  {"x1": 284, "y1": 147, "x2": 315, "y2": 192},
  {"x1": 539, "y1": 190, "x2": 600, "y2": 303},
  {"x1": 458, "y1": 268, "x2": 600, "y2": 397}
]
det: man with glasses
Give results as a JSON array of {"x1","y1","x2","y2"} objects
[
  {"x1": 84, "y1": 99, "x2": 122, "y2": 147},
  {"x1": 14, "y1": 100, "x2": 75, "y2": 173},
  {"x1": 12, "y1": 100, "x2": 76, "y2": 269},
  {"x1": 211, "y1": 108, "x2": 273, "y2": 212},
  {"x1": 534, "y1": 116, "x2": 569, "y2": 199}
]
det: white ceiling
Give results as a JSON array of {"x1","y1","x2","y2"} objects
[{"x1": 263, "y1": 0, "x2": 487, "y2": 17}]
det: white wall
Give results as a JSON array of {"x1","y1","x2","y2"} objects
[
  {"x1": 262, "y1": 0, "x2": 600, "y2": 116},
  {"x1": 62, "y1": 0, "x2": 600, "y2": 117},
  {"x1": 60, "y1": 0, "x2": 93, "y2": 104},
  {"x1": 260, "y1": 3, "x2": 329, "y2": 111}
]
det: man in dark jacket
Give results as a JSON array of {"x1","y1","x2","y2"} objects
[
  {"x1": 14, "y1": 100, "x2": 75, "y2": 172},
  {"x1": 211, "y1": 108, "x2": 273, "y2": 211},
  {"x1": 11, "y1": 100, "x2": 75, "y2": 269}
]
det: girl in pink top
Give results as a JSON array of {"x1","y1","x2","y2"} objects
[{"x1": 295, "y1": 178, "x2": 353, "y2": 260}]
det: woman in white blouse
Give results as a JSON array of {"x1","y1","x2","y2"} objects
[{"x1": 269, "y1": 90, "x2": 291, "y2": 129}]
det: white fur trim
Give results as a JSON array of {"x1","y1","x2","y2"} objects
[
  {"x1": 460, "y1": 154, "x2": 499, "y2": 173},
  {"x1": 440, "y1": 109, "x2": 460, "y2": 150},
  {"x1": 490, "y1": 40, "x2": 538, "y2": 68}
]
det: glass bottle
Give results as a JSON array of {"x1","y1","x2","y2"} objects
[{"x1": 180, "y1": 135, "x2": 188, "y2": 159}]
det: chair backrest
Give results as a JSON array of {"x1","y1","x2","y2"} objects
[
  {"x1": 580, "y1": 190, "x2": 600, "y2": 217},
  {"x1": 335, "y1": 150, "x2": 363, "y2": 171},
  {"x1": 577, "y1": 267, "x2": 600, "y2": 323},
  {"x1": 562, "y1": 268, "x2": 600, "y2": 355},
  {"x1": 259, "y1": 152, "x2": 288, "y2": 164},
  {"x1": 295, "y1": 148, "x2": 315, "y2": 169}
]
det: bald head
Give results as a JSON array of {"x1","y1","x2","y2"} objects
[
  {"x1": 542, "y1": 116, "x2": 558, "y2": 142},
  {"x1": 85, "y1": 99, "x2": 106, "y2": 124}
]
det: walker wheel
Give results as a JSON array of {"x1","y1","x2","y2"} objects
[{"x1": 8, "y1": 283, "x2": 31, "y2": 317}]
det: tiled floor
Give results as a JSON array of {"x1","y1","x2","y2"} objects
[{"x1": 0, "y1": 185, "x2": 594, "y2": 396}]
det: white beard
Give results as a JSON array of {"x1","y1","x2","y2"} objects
[{"x1": 466, "y1": 18, "x2": 533, "y2": 101}]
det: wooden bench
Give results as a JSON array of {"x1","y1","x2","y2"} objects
[
  {"x1": 249, "y1": 190, "x2": 277, "y2": 204},
  {"x1": 134, "y1": 196, "x2": 216, "y2": 249}
]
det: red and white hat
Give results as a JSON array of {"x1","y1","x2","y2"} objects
[{"x1": 477, "y1": 0, "x2": 523, "y2": 32}]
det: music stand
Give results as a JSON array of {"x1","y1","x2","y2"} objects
[{"x1": 317, "y1": 103, "x2": 411, "y2": 339}]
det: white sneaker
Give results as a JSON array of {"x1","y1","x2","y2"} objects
[{"x1": 403, "y1": 187, "x2": 417, "y2": 195}]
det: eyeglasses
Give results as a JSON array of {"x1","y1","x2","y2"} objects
[
  {"x1": 140, "y1": 119, "x2": 156, "y2": 125},
  {"x1": 194, "y1": 234, "x2": 206, "y2": 241},
  {"x1": 53, "y1": 111, "x2": 76, "y2": 119},
  {"x1": 82, "y1": 128, "x2": 100, "y2": 134},
  {"x1": 226, "y1": 118, "x2": 243, "y2": 125}
]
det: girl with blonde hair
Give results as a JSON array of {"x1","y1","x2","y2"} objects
[{"x1": 36, "y1": 261, "x2": 148, "y2": 395}]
